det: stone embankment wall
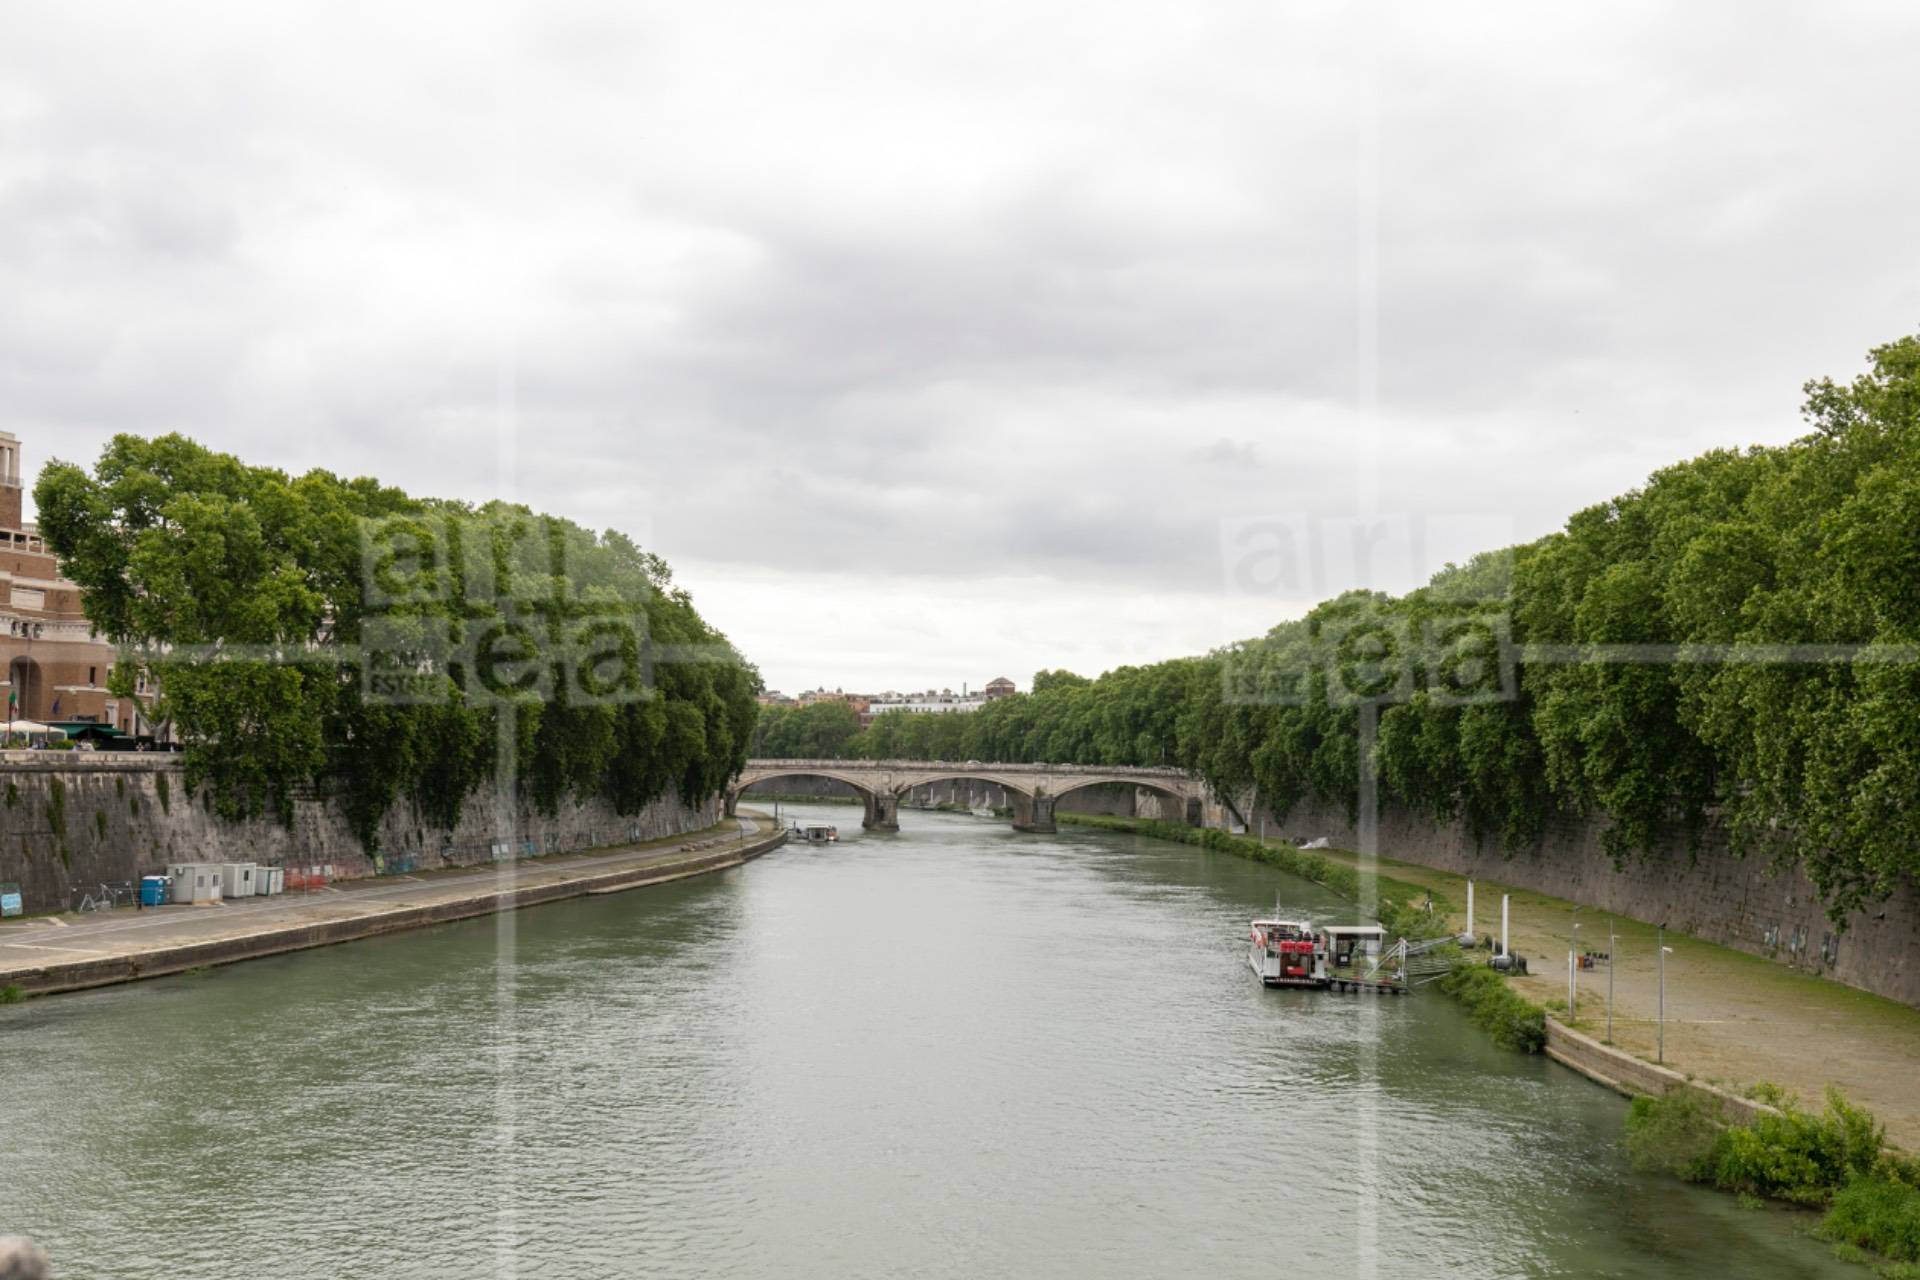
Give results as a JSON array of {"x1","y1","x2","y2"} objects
[
  {"x1": 1260, "y1": 793, "x2": 1920, "y2": 1009},
  {"x1": 1544, "y1": 1020, "x2": 1773, "y2": 1124},
  {"x1": 0, "y1": 757, "x2": 720, "y2": 916}
]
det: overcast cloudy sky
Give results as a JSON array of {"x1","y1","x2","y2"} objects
[{"x1": 6, "y1": 1, "x2": 1917, "y2": 694}]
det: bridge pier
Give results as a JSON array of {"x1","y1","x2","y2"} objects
[
  {"x1": 863, "y1": 790, "x2": 900, "y2": 832},
  {"x1": 1012, "y1": 794, "x2": 1056, "y2": 834}
]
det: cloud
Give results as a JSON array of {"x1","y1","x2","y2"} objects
[{"x1": 5, "y1": 0, "x2": 1919, "y2": 693}]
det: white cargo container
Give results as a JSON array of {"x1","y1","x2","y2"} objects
[
  {"x1": 220, "y1": 863, "x2": 256, "y2": 898},
  {"x1": 256, "y1": 866, "x2": 284, "y2": 896},
  {"x1": 168, "y1": 863, "x2": 223, "y2": 904}
]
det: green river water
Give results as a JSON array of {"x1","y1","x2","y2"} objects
[{"x1": 0, "y1": 805, "x2": 1858, "y2": 1278}]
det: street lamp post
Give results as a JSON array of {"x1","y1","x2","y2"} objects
[
  {"x1": 1658, "y1": 924, "x2": 1672, "y2": 1064},
  {"x1": 1568, "y1": 906, "x2": 1583, "y2": 1021},
  {"x1": 1606, "y1": 919, "x2": 1617, "y2": 1044}
]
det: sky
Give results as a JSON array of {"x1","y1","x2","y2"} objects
[{"x1": 5, "y1": 1, "x2": 1917, "y2": 695}]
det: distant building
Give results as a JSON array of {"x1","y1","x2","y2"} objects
[
  {"x1": 0, "y1": 432, "x2": 158, "y2": 737},
  {"x1": 790, "y1": 687, "x2": 873, "y2": 723},
  {"x1": 866, "y1": 691, "x2": 988, "y2": 717},
  {"x1": 777, "y1": 676, "x2": 1018, "y2": 728}
]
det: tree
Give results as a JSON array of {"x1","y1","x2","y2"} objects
[{"x1": 35, "y1": 434, "x2": 761, "y2": 849}]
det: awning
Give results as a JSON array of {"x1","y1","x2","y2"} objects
[
  {"x1": 50, "y1": 722, "x2": 127, "y2": 739},
  {"x1": 1, "y1": 720, "x2": 68, "y2": 736}
]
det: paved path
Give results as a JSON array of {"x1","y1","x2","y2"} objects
[{"x1": 0, "y1": 815, "x2": 777, "y2": 995}]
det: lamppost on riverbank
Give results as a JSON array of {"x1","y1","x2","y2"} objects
[
  {"x1": 1658, "y1": 924, "x2": 1672, "y2": 1064},
  {"x1": 1606, "y1": 919, "x2": 1617, "y2": 1044},
  {"x1": 1568, "y1": 906, "x2": 1583, "y2": 1021}
]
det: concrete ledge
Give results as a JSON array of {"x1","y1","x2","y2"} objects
[
  {"x1": 3, "y1": 829, "x2": 786, "y2": 998},
  {"x1": 1545, "y1": 1018, "x2": 1774, "y2": 1124},
  {"x1": 0, "y1": 752, "x2": 182, "y2": 772}
]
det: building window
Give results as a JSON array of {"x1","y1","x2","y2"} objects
[{"x1": 89, "y1": 666, "x2": 97, "y2": 685}]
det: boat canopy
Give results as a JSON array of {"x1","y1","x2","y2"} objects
[{"x1": 1321, "y1": 924, "x2": 1387, "y2": 938}]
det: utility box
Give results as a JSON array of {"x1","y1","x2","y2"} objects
[
  {"x1": 169, "y1": 863, "x2": 223, "y2": 904},
  {"x1": 220, "y1": 863, "x2": 257, "y2": 898},
  {"x1": 138, "y1": 876, "x2": 170, "y2": 907}
]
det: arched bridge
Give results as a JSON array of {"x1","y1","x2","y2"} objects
[{"x1": 729, "y1": 758, "x2": 1209, "y2": 834}]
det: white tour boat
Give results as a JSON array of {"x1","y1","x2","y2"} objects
[{"x1": 1248, "y1": 916, "x2": 1324, "y2": 988}]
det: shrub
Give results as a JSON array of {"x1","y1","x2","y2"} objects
[
  {"x1": 1629, "y1": 1085, "x2": 1888, "y2": 1208},
  {"x1": 1744, "y1": 1080, "x2": 1796, "y2": 1108},
  {"x1": 1626, "y1": 1089, "x2": 1722, "y2": 1178},
  {"x1": 1877, "y1": 1151, "x2": 1920, "y2": 1191},
  {"x1": 1821, "y1": 1178, "x2": 1920, "y2": 1264},
  {"x1": 1438, "y1": 959, "x2": 1547, "y2": 1052},
  {"x1": 1700, "y1": 1088, "x2": 1884, "y2": 1206}
]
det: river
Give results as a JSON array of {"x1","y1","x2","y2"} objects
[{"x1": 0, "y1": 805, "x2": 1855, "y2": 1278}]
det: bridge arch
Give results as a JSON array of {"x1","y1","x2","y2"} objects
[
  {"x1": 1050, "y1": 776, "x2": 1200, "y2": 826},
  {"x1": 728, "y1": 766, "x2": 896, "y2": 831},
  {"x1": 887, "y1": 772, "x2": 1037, "y2": 800},
  {"x1": 887, "y1": 772, "x2": 1053, "y2": 833}
]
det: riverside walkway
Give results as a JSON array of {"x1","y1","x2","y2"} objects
[{"x1": 0, "y1": 814, "x2": 783, "y2": 998}]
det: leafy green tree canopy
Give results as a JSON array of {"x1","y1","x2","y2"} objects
[{"x1": 36, "y1": 434, "x2": 761, "y2": 849}]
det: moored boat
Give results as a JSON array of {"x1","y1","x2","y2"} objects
[{"x1": 1248, "y1": 917, "x2": 1323, "y2": 987}]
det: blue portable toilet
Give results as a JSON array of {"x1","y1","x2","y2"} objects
[{"x1": 139, "y1": 875, "x2": 170, "y2": 907}]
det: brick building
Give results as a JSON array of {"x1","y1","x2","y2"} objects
[{"x1": 0, "y1": 432, "x2": 151, "y2": 735}]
